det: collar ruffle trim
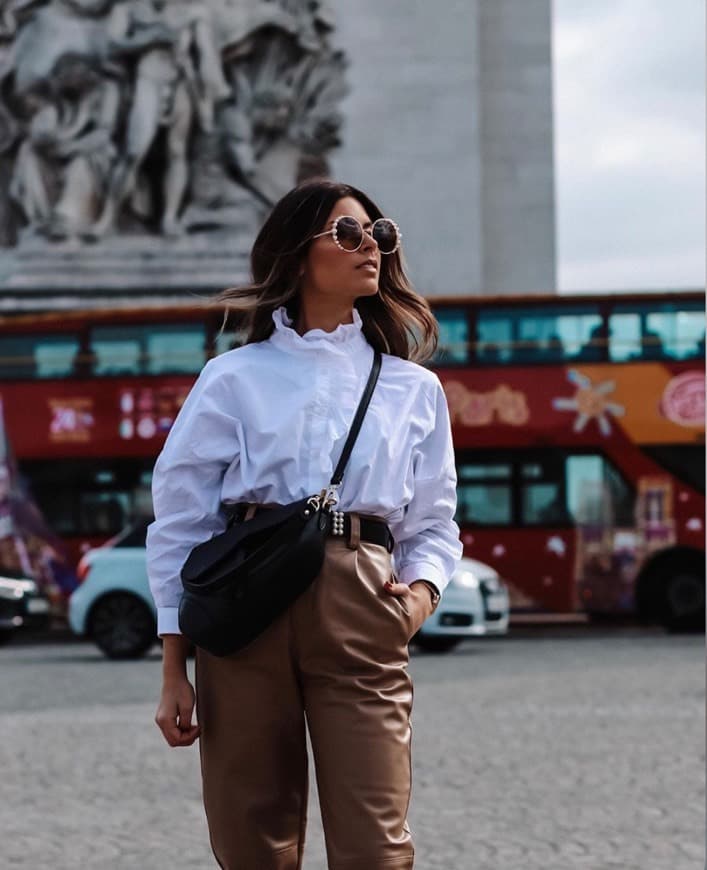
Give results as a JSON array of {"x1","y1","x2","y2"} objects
[{"x1": 270, "y1": 305, "x2": 365, "y2": 349}]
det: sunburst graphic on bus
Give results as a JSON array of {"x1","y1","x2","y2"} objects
[{"x1": 552, "y1": 369, "x2": 626, "y2": 436}]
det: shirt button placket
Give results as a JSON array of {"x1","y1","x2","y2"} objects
[{"x1": 308, "y1": 354, "x2": 329, "y2": 492}]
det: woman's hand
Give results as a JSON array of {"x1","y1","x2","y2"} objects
[
  {"x1": 383, "y1": 579, "x2": 435, "y2": 634},
  {"x1": 155, "y1": 675, "x2": 201, "y2": 747}
]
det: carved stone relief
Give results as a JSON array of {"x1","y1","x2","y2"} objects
[{"x1": 0, "y1": 0, "x2": 348, "y2": 249}]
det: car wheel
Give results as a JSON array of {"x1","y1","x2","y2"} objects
[
  {"x1": 412, "y1": 635, "x2": 461, "y2": 653},
  {"x1": 88, "y1": 593, "x2": 156, "y2": 659},
  {"x1": 662, "y1": 571, "x2": 705, "y2": 633}
]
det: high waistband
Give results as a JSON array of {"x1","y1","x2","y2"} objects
[{"x1": 224, "y1": 502, "x2": 395, "y2": 553}]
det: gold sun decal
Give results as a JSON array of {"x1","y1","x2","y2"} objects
[{"x1": 552, "y1": 370, "x2": 625, "y2": 436}]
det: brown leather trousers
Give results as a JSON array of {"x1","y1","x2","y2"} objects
[{"x1": 194, "y1": 514, "x2": 416, "y2": 869}]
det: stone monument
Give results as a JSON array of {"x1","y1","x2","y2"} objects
[
  {"x1": 0, "y1": 0, "x2": 348, "y2": 308},
  {"x1": 0, "y1": 0, "x2": 556, "y2": 310}
]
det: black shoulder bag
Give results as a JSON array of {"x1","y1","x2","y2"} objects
[{"x1": 178, "y1": 350, "x2": 382, "y2": 657}]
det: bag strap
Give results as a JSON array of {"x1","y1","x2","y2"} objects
[{"x1": 330, "y1": 350, "x2": 382, "y2": 486}]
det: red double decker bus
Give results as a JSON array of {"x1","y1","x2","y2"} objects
[{"x1": 1, "y1": 290, "x2": 704, "y2": 628}]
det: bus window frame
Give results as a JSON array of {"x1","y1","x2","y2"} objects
[
  {"x1": 455, "y1": 446, "x2": 636, "y2": 529},
  {"x1": 454, "y1": 456, "x2": 513, "y2": 526},
  {"x1": 463, "y1": 299, "x2": 612, "y2": 368},
  {"x1": 89, "y1": 321, "x2": 209, "y2": 377},
  {"x1": 0, "y1": 293, "x2": 702, "y2": 379},
  {"x1": 431, "y1": 293, "x2": 703, "y2": 369},
  {"x1": 608, "y1": 298, "x2": 706, "y2": 363}
]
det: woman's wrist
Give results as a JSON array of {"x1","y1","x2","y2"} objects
[
  {"x1": 409, "y1": 580, "x2": 439, "y2": 614},
  {"x1": 161, "y1": 634, "x2": 192, "y2": 681}
]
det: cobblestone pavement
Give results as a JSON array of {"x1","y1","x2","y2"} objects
[{"x1": 1, "y1": 626, "x2": 703, "y2": 870}]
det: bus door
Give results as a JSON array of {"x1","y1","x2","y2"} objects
[{"x1": 568, "y1": 454, "x2": 638, "y2": 615}]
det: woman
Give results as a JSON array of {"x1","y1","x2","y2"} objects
[{"x1": 147, "y1": 179, "x2": 463, "y2": 869}]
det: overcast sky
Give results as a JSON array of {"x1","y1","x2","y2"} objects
[{"x1": 553, "y1": 0, "x2": 705, "y2": 292}]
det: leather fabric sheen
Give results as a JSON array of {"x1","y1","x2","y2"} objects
[{"x1": 195, "y1": 531, "x2": 417, "y2": 869}]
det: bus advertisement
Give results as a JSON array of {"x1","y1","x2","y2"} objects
[{"x1": 0, "y1": 291, "x2": 704, "y2": 629}]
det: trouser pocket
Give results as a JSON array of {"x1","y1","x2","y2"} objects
[{"x1": 356, "y1": 542, "x2": 413, "y2": 645}]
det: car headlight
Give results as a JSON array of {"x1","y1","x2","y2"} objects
[
  {"x1": 0, "y1": 576, "x2": 39, "y2": 598},
  {"x1": 453, "y1": 570, "x2": 480, "y2": 590}
]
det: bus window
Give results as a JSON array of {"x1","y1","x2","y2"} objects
[
  {"x1": 476, "y1": 316, "x2": 513, "y2": 364},
  {"x1": 608, "y1": 312, "x2": 642, "y2": 362},
  {"x1": 431, "y1": 308, "x2": 469, "y2": 365},
  {"x1": 456, "y1": 463, "x2": 512, "y2": 525},
  {"x1": 0, "y1": 335, "x2": 79, "y2": 379},
  {"x1": 647, "y1": 306, "x2": 704, "y2": 360},
  {"x1": 92, "y1": 327, "x2": 142, "y2": 375},
  {"x1": 37, "y1": 337, "x2": 81, "y2": 377},
  {"x1": 455, "y1": 450, "x2": 635, "y2": 529},
  {"x1": 566, "y1": 454, "x2": 633, "y2": 526},
  {"x1": 517, "y1": 308, "x2": 602, "y2": 363},
  {"x1": 146, "y1": 325, "x2": 205, "y2": 374},
  {"x1": 92, "y1": 324, "x2": 206, "y2": 375},
  {"x1": 79, "y1": 491, "x2": 131, "y2": 536},
  {"x1": 609, "y1": 300, "x2": 705, "y2": 362},
  {"x1": 523, "y1": 484, "x2": 571, "y2": 524},
  {"x1": 477, "y1": 306, "x2": 602, "y2": 365},
  {"x1": 521, "y1": 459, "x2": 573, "y2": 525}
]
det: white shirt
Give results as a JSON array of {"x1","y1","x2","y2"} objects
[{"x1": 146, "y1": 305, "x2": 463, "y2": 636}]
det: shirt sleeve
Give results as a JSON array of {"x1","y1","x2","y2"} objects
[
  {"x1": 146, "y1": 359, "x2": 240, "y2": 636},
  {"x1": 390, "y1": 377, "x2": 463, "y2": 596}
]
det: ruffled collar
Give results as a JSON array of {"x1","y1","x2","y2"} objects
[{"x1": 268, "y1": 305, "x2": 367, "y2": 352}]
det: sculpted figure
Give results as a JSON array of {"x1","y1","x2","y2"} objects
[
  {"x1": 3, "y1": 0, "x2": 122, "y2": 238},
  {"x1": 2, "y1": 0, "x2": 348, "y2": 246},
  {"x1": 229, "y1": 42, "x2": 346, "y2": 206},
  {"x1": 9, "y1": 59, "x2": 120, "y2": 239},
  {"x1": 181, "y1": 70, "x2": 262, "y2": 235},
  {"x1": 0, "y1": 0, "x2": 28, "y2": 40},
  {"x1": 90, "y1": 0, "x2": 229, "y2": 238},
  {"x1": 224, "y1": 46, "x2": 298, "y2": 207},
  {"x1": 11, "y1": 0, "x2": 115, "y2": 95},
  {"x1": 186, "y1": 1, "x2": 348, "y2": 221},
  {"x1": 212, "y1": 0, "x2": 299, "y2": 62},
  {"x1": 48, "y1": 72, "x2": 120, "y2": 238},
  {"x1": 252, "y1": 0, "x2": 332, "y2": 51},
  {"x1": 9, "y1": 99, "x2": 54, "y2": 231}
]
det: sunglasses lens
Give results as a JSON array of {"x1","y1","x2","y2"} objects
[
  {"x1": 335, "y1": 217, "x2": 363, "y2": 251},
  {"x1": 372, "y1": 219, "x2": 399, "y2": 254}
]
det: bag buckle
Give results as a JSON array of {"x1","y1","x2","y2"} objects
[
  {"x1": 322, "y1": 483, "x2": 340, "y2": 508},
  {"x1": 306, "y1": 484, "x2": 339, "y2": 514},
  {"x1": 305, "y1": 494, "x2": 321, "y2": 513}
]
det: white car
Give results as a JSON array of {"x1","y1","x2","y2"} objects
[
  {"x1": 69, "y1": 522, "x2": 509, "y2": 658},
  {"x1": 69, "y1": 522, "x2": 156, "y2": 659},
  {"x1": 413, "y1": 557, "x2": 510, "y2": 652}
]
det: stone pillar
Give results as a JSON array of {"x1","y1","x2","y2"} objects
[
  {"x1": 478, "y1": 0, "x2": 556, "y2": 294},
  {"x1": 331, "y1": 0, "x2": 483, "y2": 297}
]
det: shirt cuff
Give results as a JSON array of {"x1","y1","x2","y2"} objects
[
  {"x1": 157, "y1": 607, "x2": 181, "y2": 637},
  {"x1": 397, "y1": 561, "x2": 446, "y2": 592}
]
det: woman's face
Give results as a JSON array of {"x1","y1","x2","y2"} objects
[{"x1": 300, "y1": 196, "x2": 381, "y2": 303}]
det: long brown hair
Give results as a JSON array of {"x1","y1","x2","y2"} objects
[{"x1": 215, "y1": 179, "x2": 439, "y2": 362}]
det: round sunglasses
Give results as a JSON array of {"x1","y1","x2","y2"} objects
[{"x1": 312, "y1": 215, "x2": 402, "y2": 255}]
